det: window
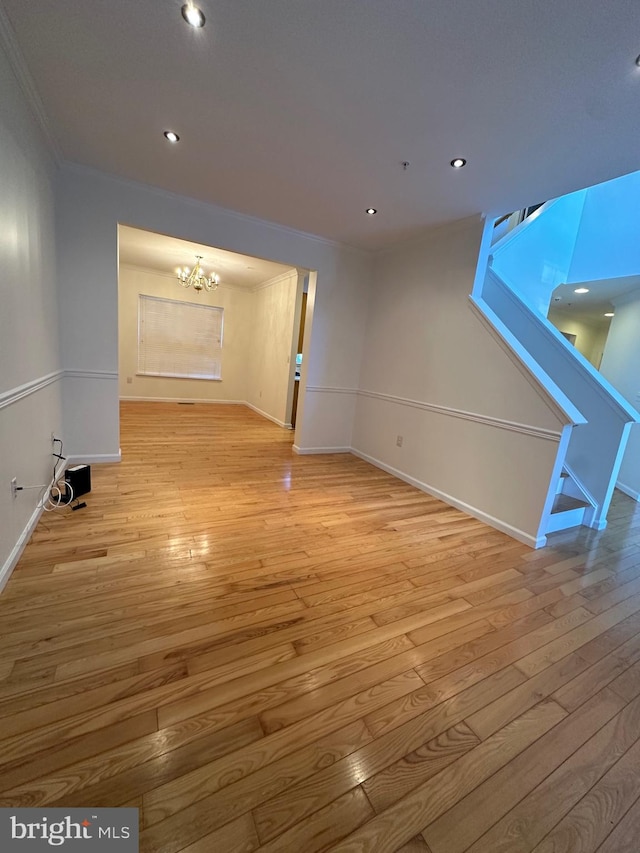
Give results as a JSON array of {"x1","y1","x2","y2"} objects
[{"x1": 137, "y1": 294, "x2": 223, "y2": 380}]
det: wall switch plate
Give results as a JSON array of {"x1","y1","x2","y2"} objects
[
  {"x1": 10, "y1": 477, "x2": 17, "y2": 498},
  {"x1": 396, "y1": 435, "x2": 403, "y2": 447}
]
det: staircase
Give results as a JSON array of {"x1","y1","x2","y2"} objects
[
  {"x1": 547, "y1": 470, "x2": 592, "y2": 533},
  {"x1": 479, "y1": 266, "x2": 636, "y2": 535},
  {"x1": 474, "y1": 194, "x2": 640, "y2": 539}
]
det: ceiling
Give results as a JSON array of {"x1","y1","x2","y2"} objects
[
  {"x1": 3, "y1": 0, "x2": 640, "y2": 249},
  {"x1": 118, "y1": 225, "x2": 295, "y2": 289},
  {"x1": 550, "y1": 275, "x2": 640, "y2": 322}
]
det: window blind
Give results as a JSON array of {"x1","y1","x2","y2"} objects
[{"x1": 138, "y1": 294, "x2": 223, "y2": 380}]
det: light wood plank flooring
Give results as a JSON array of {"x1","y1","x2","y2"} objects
[{"x1": 2, "y1": 401, "x2": 640, "y2": 852}]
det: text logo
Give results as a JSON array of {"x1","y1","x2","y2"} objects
[{"x1": 0, "y1": 809, "x2": 138, "y2": 851}]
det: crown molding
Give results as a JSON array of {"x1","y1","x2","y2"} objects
[
  {"x1": 0, "y1": 1, "x2": 62, "y2": 164},
  {"x1": 252, "y1": 268, "x2": 298, "y2": 292},
  {"x1": 61, "y1": 161, "x2": 371, "y2": 256},
  {"x1": 119, "y1": 262, "x2": 257, "y2": 291},
  {"x1": 120, "y1": 263, "x2": 176, "y2": 279}
]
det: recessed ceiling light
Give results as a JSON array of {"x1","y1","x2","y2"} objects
[
  {"x1": 574, "y1": 287, "x2": 590, "y2": 294},
  {"x1": 450, "y1": 158, "x2": 467, "y2": 169},
  {"x1": 181, "y1": 4, "x2": 206, "y2": 27},
  {"x1": 604, "y1": 312, "x2": 615, "y2": 317},
  {"x1": 366, "y1": 208, "x2": 377, "y2": 215},
  {"x1": 164, "y1": 130, "x2": 180, "y2": 143}
]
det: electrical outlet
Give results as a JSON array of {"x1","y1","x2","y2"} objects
[
  {"x1": 127, "y1": 376, "x2": 133, "y2": 384},
  {"x1": 396, "y1": 435, "x2": 403, "y2": 447},
  {"x1": 10, "y1": 478, "x2": 17, "y2": 499},
  {"x1": 51, "y1": 432, "x2": 56, "y2": 444}
]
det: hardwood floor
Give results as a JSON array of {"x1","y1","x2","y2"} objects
[{"x1": 2, "y1": 400, "x2": 640, "y2": 852}]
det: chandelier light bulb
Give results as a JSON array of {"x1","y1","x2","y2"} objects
[{"x1": 176, "y1": 256, "x2": 219, "y2": 292}]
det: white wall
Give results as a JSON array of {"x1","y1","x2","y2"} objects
[
  {"x1": 246, "y1": 270, "x2": 299, "y2": 426},
  {"x1": 118, "y1": 266, "x2": 252, "y2": 404},
  {"x1": 591, "y1": 324, "x2": 611, "y2": 371},
  {"x1": 352, "y1": 216, "x2": 569, "y2": 546},
  {"x1": 600, "y1": 291, "x2": 640, "y2": 500},
  {"x1": 0, "y1": 33, "x2": 63, "y2": 584},
  {"x1": 491, "y1": 191, "x2": 586, "y2": 316},
  {"x1": 569, "y1": 170, "x2": 640, "y2": 284},
  {"x1": 546, "y1": 310, "x2": 610, "y2": 368},
  {"x1": 56, "y1": 164, "x2": 371, "y2": 457}
]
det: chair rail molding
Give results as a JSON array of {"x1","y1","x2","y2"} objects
[
  {"x1": 0, "y1": 370, "x2": 64, "y2": 411},
  {"x1": 64, "y1": 369, "x2": 119, "y2": 381},
  {"x1": 357, "y1": 388, "x2": 564, "y2": 442}
]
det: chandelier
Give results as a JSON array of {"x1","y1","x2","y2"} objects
[{"x1": 176, "y1": 256, "x2": 219, "y2": 292}]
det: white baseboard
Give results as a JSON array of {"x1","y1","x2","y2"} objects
[
  {"x1": 293, "y1": 445, "x2": 352, "y2": 455},
  {"x1": 0, "y1": 503, "x2": 44, "y2": 594},
  {"x1": 245, "y1": 402, "x2": 291, "y2": 429},
  {"x1": 351, "y1": 448, "x2": 545, "y2": 549},
  {"x1": 119, "y1": 396, "x2": 245, "y2": 405},
  {"x1": 616, "y1": 481, "x2": 640, "y2": 502},
  {"x1": 66, "y1": 452, "x2": 122, "y2": 465},
  {"x1": 119, "y1": 397, "x2": 292, "y2": 429}
]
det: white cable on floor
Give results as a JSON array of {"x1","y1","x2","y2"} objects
[{"x1": 20, "y1": 437, "x2": 76, "y2": 512}]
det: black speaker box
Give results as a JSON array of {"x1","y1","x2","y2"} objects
[{"x1": 65, "y1": 464, "x2": 91, "y2": 500}]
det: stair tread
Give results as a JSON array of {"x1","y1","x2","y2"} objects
[{"x1": 552, "y1": 494, "x2": 589, "y2": 514}]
